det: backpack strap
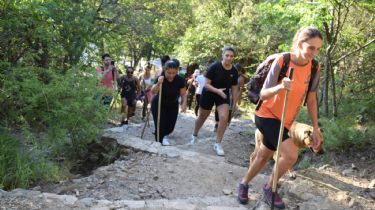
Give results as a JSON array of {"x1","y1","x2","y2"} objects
[
  {"x1": 255, "y1": 53, "x2": 291, "y2": 111},
  {"x1": 303, "y1": 59, "x2": 319, "y2": 106}
]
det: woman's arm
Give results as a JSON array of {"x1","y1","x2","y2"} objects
[
  {"x1": 180, "y1": 87, "x2": 187, "y2": 112},
  {"x1": 151, "y1": 76, "x2": 164, "y2": 94},
  {"x1": 306, "y1": 91, "x2": 323, "y2": 151},
  {"x1": 204, "y1": 78, "x2": 227, "y2": 99}
]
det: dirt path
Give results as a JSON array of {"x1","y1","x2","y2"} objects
[{"x1": 0, "y1": 104, "x2": 374, "y2": 210}]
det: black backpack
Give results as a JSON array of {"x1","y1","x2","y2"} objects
[{"x1": 246, "y1": 53, "x2": 318, "y2": 110}]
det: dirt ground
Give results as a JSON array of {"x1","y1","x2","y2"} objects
[
  {"x1": 1, "y1": 101, "x2": 374, "y2": 210},
  {"x1": 102, "y1": 101, "x2": 375, "y2": 209}
]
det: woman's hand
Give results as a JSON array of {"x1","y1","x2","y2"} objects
[
  {"x1": 216, "y1": 88, "x2": 227, "y2": 99},
  {"x1": 157, "y1": 76, "x2": 164, "y2": 85},
  {"x1": 280, "y1": 77, "x2": 293, "y2": 91},
  {"x1": 311, "y1": 128, "x2": 323, "y2": 152},
  {"x1": 180, "y1": 103, "x2": 187, "y2": 113}
]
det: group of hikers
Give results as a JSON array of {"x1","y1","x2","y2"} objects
[{"x1": 96, "y1": 26, "x2": 324, "y2": 209}]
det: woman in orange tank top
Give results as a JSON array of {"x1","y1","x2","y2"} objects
[{"x1": 237, "y1": 27, "x2": 324, "y2": 209}]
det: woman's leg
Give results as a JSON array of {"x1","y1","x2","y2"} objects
[
  {"x1": 241, "y1": 143, "x2": 274, "y2": 184},
  {"x1": 194, "y1": 94, "x2": 201, "y2": 116},
  {"x1": 265, "y1": 138, "x2": 298, "y2": 187},
  {"x1": 193, "y1": 108, "x2": 211, "y2": 136},
  {"x1": 215, "y1": 103, "x2": 230, "y2": 143},
  {"x1": 165, "y1": 103, "x2": 179, "y2": 136}
]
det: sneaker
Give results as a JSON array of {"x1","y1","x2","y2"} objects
[
  {"x1": 120, "y1": 120, "x2": 128, "y2": 126},
  {"x1": 162, "y1": 136, "x2": 171, "y2": 146},
  {"x1": 214, "y1": 143, "x2": 225, "y2": 156},
  {"x1": 263, "y1": 184, "x2": 285, "y2": 209},
  {"x1": 237, "y1": 183, "x2": 249, "y2": 204},
  {"x1": 189, "y1": 135, "x2": 197, "y2": 145}
]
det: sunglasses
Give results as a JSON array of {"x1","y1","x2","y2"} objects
[{"x1": 127, "y1": 71, "x2": 134, "y2": 74}]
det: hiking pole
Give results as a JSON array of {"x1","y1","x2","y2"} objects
[
  {"x1": 271, "y1": 68, "x2": 294, "y2": 210},
  {"x1": 157, "y1": 82, "x2": 163, "y2": 143},
  {"x1": 141, "y1": 106, "x2": 151, "y2": 138},
  {"x1": 141, "y1": 93, "x2": 150, "y2": 139}
]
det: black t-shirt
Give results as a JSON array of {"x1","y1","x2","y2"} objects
[
  {"x1": 203, "y1": 61, "x2": 238, "y2": 95},
  {"x1": 154, "y1": 75, "x2": 185, "y2": 106},
  {"x1": 119, "y1": 76, "x2": 137, "y2": 98}
]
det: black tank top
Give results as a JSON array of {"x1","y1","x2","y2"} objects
[{"x1": 121, "y1": 77, "x2": 136, "y2": 98}]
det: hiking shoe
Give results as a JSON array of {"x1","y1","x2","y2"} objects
[
  {"x1": 214, "y1": 143, "x2": 225, "y2": 156},
  {"x1": 120, "y1": 120, "x2": 128, "y2": 126},
  {"x1": 162, "y1": 136, "x2": 171, "y2": 146},
  {"x1": 238, "y1": 183, "x2": 249, "y2": 204},
  {"x1": 263, "y1": 184, "x2": 285, "y2": 209},
  {"x1": 189, "y1": 135, "x2": 197, "y2": 145}
]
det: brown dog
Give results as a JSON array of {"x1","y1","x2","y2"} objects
[{"x1": 250, "y1": 122, "x2": 324, "y2": 178}]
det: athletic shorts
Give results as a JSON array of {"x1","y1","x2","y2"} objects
[
  {"x1": 199, "y1": 91, "x2": 230, "y2": 110},
  {"x1": 254, "y1": 115, "x2": 290, "y2": 151},
  {"x1": 121, "y1": 96, "x2": 136, "y2": 107}
]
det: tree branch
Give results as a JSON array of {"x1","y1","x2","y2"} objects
[{"x1": 333, "y1": 38, "x2": 375, "y2": 66}]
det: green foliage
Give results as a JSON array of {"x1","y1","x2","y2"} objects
[
  {"x1": 296, "y1": 104, "x2": 375, "y2": 152},
  {"x1": 0, "y1": 63, "x2": 108, "y2": 189},
  {"x1": 0, "y1": 134, "x2": 60, "y2": 190}
]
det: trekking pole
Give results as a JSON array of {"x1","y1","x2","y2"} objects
[
  {"x1": 271, "y1": 68, "x2": 294, "y2": 210},
  {"x1": 157, "y1": 83, "x2": 163, "y2": 142},
  {"x1": 141, "y1": 93, "x2": 150, "y2": 139}
]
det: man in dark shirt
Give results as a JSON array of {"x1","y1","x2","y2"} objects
[{"x1": 119, "y1": 66, "x2": 140, "y2": 125}]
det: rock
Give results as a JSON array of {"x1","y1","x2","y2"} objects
[
  {"x1": 361, "y1": 156, "x2": 366, "y2": 161},
  {"x1": 32, "y1": 186, "x2": 41, "y2": 191},
  {"x1": 319, "y1": 164, "x2": 330, "y2": 170},
  {"x1": 336, "y1": 191, "x2": 349, "y2": 202},
  {"x1": 342, "y1": 169, "x2": 354, "y2": 176},
  {"x1": 369, "y1": 190, "x2": 375, "y2": 199},
  {"x1": 78, "y1": 197, "x2": 96, "y2": 206},
  {"x1": 368, "y1": 179, "x2": 375, "y2": 189},
  {"x1": 222, "y1": 189, "x2": 232, "y2": 195},
  {"x1": 43, "y1": 193, "x2": 78, "y2": 205},
  {"x1": 138, "y1": 188, "x2": 146, "y2": 193},
  {"x1": 348, "y1": 197, "x2": 356, "y2": 208},
  {"x1": 153, "y1": 175, "x2": 159, "y2": 181},
  {"x1": 360, "y1": 169, "x2": 368, "y2": 178},
  {"x1": 116, "y1": 200, "x2": 145, "y2": 209}
]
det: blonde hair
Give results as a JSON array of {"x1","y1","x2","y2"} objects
[{"x1": 292, "y1": 27, "x2": 323, "y2": 52}]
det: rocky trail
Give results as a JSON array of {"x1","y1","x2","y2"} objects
[{"x1": 1, "y1": 106, "x2": 374, "y2": 210}]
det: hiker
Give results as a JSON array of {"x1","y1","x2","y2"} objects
[
  {"x1": 139, "y1": 65, "x2": 153, "y2": 120},
  {"x1": 237, "y1": 26, "x2": 324, "y2": 209},
  {"x1": 235, "y1": 63, "x2": 246, "y2": 106},
  {"x1": 96, "y1": 53, "x2": 120, "y2": 105},
  {"x1": 194, "y1": 69, "x2": 205, "y2": 116},
  {"x1": 151, "y1": 60, "x2": 187, "y2": 146},
  {"x1": 190, "y1": 46, "x2": 239, "y2": 156},
  {"x1": 119, "y1": 66, "x2": 141, "y2": 125},
  {"x1": 186, "y1": 70, "x2": 198, "y2": 110}
]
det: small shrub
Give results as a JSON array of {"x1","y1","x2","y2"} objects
[{"x1": 0, "y1": 134, "x2": 60, "y2": 190}]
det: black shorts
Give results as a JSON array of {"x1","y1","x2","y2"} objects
[
  {"x1": 199, "y1": 90, "x2": 230, "y2": 110},
  {"x1": 254, "y1": 115, "x2": 290, "y2": 151},
  {"x1": 121, "y1": 96, "x2": 136, "y2": 107}
]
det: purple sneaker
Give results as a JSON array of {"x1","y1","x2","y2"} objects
[
  {"x1": 237, "y1": 183, "x2": 249, "y2": 204},
  {"x1": 263, "y1": 184, "x2": 285, "y2": 209}
]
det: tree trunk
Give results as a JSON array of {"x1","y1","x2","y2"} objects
[
  {"x1": 330, "y1": 60, "x2": 337, "y2": 117},
  {"x1": 323, "y1": 56, "x2": 330, "y2": 116}
]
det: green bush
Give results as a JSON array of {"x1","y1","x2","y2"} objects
[
  {"x1": 0, "y1": 64, "x2": 108, "y2": 189},
  {"x1": 0, "y1": 134, "x2": 60, "y2": 190},
  {"x1": 296, "y1": 106, "x2": 375, "y2": 152}
]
